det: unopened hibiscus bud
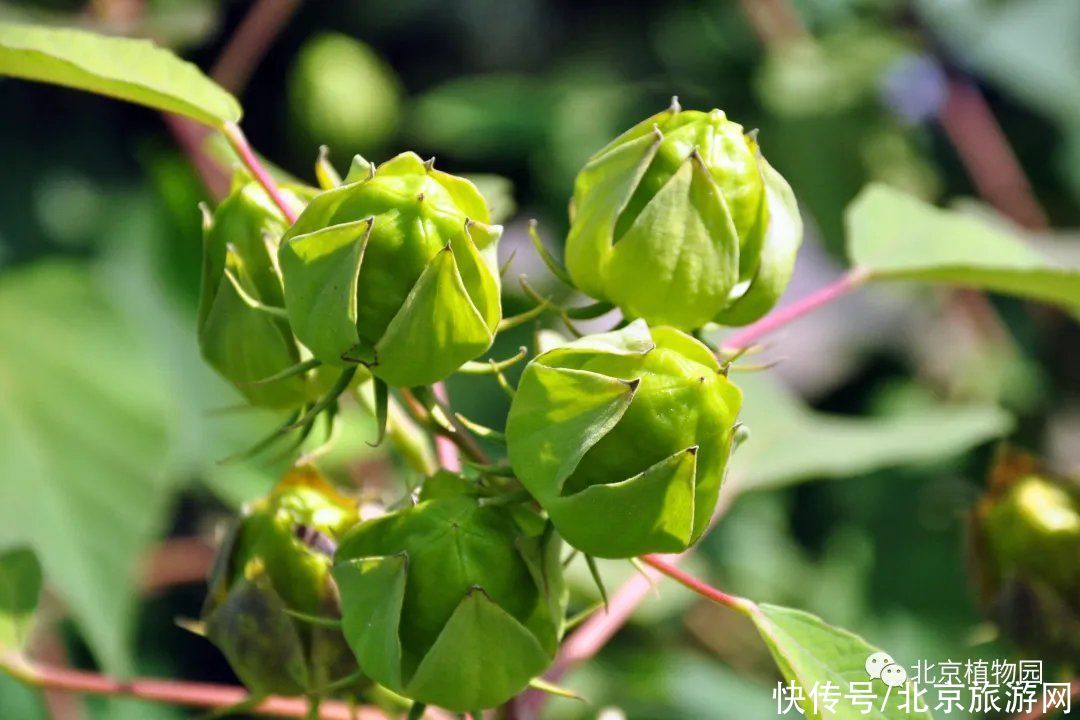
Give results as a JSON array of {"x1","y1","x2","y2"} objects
[
  {"x1": 198, "y1": 177, "x2": 317, "y2": 409},
  {"x1": 333, "y1": 477, "x2": 566, "y2": 711},
  {"x1": 202, "y1": 467, "x2": 360, "y2": 696},
  {"x1": 972, "y1": 451, "x2": 1080, "y2": 663},
  {"x1": 565, "y1": 100, "x2": 802, "y2": 330},
  {"x1": 506, "y1": 320, "x2": 742, "y2": 557},
  {"x1": 278, "y1": 152, "x2": 502, "y2": 387}
]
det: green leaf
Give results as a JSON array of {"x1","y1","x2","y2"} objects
[
  {"x1": 847, "y1": 184, "x2": 1080, "y2": 311},
  {"x1": 747, "y1": 602, "x2": 933, "y2": 720},
  {"x1": 0, "y1": 22, "x2": 240, "y2": 127},
  {"x1": 0, "y1": 548, "x2": 42, "y2": 652},
  {"x1": 0, "y1": 262, "x2": 175, "y2": 673},
  {"x1": 734, "y1": 374, "x2": 1013, "y2": 491}
]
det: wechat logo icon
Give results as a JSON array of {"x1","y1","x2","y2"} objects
[{"x1": 865, "y1": 651, "x2": 908, "y2": 707}]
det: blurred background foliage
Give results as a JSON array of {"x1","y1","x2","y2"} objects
[{"x1": 0, "y1": 0, "x2": 1077, "y2": 718}]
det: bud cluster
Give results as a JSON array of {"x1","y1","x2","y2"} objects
[{"x1": 198, "y1": 102, "x2": 803, "y2": 711}]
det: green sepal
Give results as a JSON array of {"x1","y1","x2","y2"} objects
[
  {"x1": 538, "y1": 317, "x2": 654, "y2": 364},
  {"x1": 514, "y1": 526, "x2": 568, "y2": 652},
  {"x1": 507, "y1": 364, "x2": 638, "y2": 497},
  {"x1": 198, "y1": 252, "x2": 305, "y2": 409},
  {"x1": 429, "y1": 168, "x2": 491, "y2": 223},
  {"x1": 343, "y1": 154, "x2": 374, "y2": 184},
  {"x1": 604, "y1": 154, "x2": 740, "y2": 329},
  {"x1": 564, "y1": 129, "x2": 662, "y2": 298},
  {"x1": 453, "y1": 220, "x2": 503, "y2": 329},
  {"x1": 373, "y1": 245, "x2": 494, "y2": 387},
  {"x1": 203, "y1": 572, "x2": 310, "y2": 697},
  {"x1": 279, "y1": 218, "x2": 372, "y2": 366},
  {"x1": 550, "y1": 448, "x2": 698, "y2": 558},
  {"x1": 332, "y1": 554, "x2": 407, "y2": 690},
  {"x1": 713, "y1": 157, "x2": 803, "y2": 326},
  {"x1": 197, "y1": 181, "x2": 312, "y2": 409},
  {"x1": 404, "y1": 589, "x2": 551, "y2": 712}
]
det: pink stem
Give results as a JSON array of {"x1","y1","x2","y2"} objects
[
  {"x1": 639, "y1": 555, "x2": 741, "y2": 608},
  {"x1": 161, "y1": 115, "x2": 230, "y2": 200},
  {"x1": 517, "y1": 550, "x2": 744, "y2": 717},
  {"x1": 210, "y1": 0, "x2": 304, "y2": 94},
  {"x1": 432, "y1": 382, "x2": 462, "y2": 471},
  {"x1": 939, "y1": 78, "x2": 1048, "y2": 230},
  {"x1": 222, "y1": 122, "x2": 300, "y2": 223},
  {"x1": 722, "y1": 268, "x2": 867, "y2": 350},
  {"x1": 5, "y1": 658, "x2": 388, "y2": 719}
]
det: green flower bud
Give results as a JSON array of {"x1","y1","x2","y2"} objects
[
  {"x1": 279, "y1": 152, "x2": 503, "y2": 387},
  {"x1": 564, "y1": 101, "x2": 802, "y2": 331},
  {"x1": 198, "y1": 177, "x2": 318, "y2": 409},
  {"x1": 506, "y1": 320, "x2": 742, "y2": 558},
  {"x1": 972, "y1": 453, "x2": 1080, "y2": 662},
  {"x1": 202, "y1": 467, "x2": 361, "y2": 696},
  {"x1": 333, "y1": 476, "x2": 566, "y2": 711}
]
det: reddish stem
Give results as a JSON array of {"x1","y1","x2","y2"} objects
[
  {"x1": 722, "y1": 269, "x2": 867, "y2": 350},
  {"x1": 211, "y1": 0, "x2": 304, "y2": 94},
  {"x1": 939, "y1": 78, "x2": 1048, "y2": 230},
  {"x1": 638, "y1": 555, "x2": 742, "y2": 608},
  {"x1": 139, "y1": 536, "x2": 214, "y2": 594},
  {"x1": 736, "y1": 0, "x2": 808, "y2": 47},
  {"x1": 222, "y1": 121, "x2": 300, "y2": 223},
  {"x1": 3, "y1": 657, "x2": 386, "y2": 719},
  {"x1": 432, "y1": 382, "x2": 462, "y2": 472},
  {"x1": 161, "y1": 115, "x2": 230, "y2": 199}
]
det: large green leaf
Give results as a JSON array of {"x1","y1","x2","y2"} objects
[
  {"x1": 734, "y1": 374, "x2": 1012, "y2": 491},
  {"x1": 847, "y1": 184, "x2": 1080, "y2": 311},
  {"x1": 0, "y1": 262, "x2": 175, "y2": 673},
  {"x1": 0, "y1": 547, "x2": 41, "y2": 653},
  {"x1": 0, "y1": 22, "x2": 240, "y2": 127},
  {"x1": 748, "y1": 602, "x2": 933, "y2": 720}
]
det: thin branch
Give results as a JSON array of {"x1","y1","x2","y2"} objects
[
  {"x1": 432, "y1": 382, "x2": 463, "y2": 471},
  {"x1": 638, "y1": 555, "x2": 745, "y2": 610},
  {"x1": 0, "y1": 655, "x2": 389, "y2": 720},
  {"x1": 736, "y1": 0, "x2": 808, "y2": 47},
  {"x1": 211, "y1": 0, "x2": 304, "y2": 94},
  {"x1": 516, "y1": 483, "x2": 743, "y2": 718},
  {"x1": 139, "y1": 537, "x2": 214, "y2": 594},
  {"x1": 222, "y1": 122, "x2": 300, "y2": 223},
  {"x1": 432, "y1": 383, "x2": 490, "y2": 466},
  {"x1": 164, "y1": 0, "x2": 301, "y2": 201},
  {"x1": 398, "y1": 387, "x2": 487, "y2": 468},
  {"x1": 162, "y1": 114, "x2": 230, "y2": 199},
  {"x1": 938, "y1": 77, "x2": 1048, "y2": 230},
  {"x1": 722, "y1": 268, "x2": 868, "y2": 351}
]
